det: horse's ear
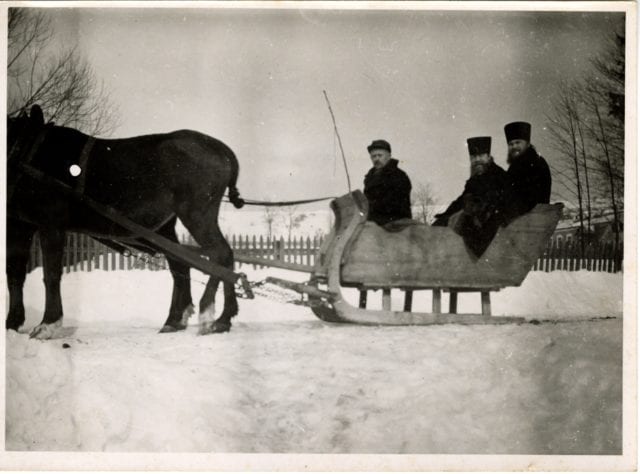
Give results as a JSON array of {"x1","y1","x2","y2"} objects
[{"x1": 29, "y1": 105, "x2": 44, "y2": 126}]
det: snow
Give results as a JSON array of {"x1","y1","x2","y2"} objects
[{"x1": 6, "y1": 267, "x2": 623, "y2": 456}]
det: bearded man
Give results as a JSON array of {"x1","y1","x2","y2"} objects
[
  {"x1": 432, "y1": 136, "x2": 508, "y2": 257},
  {"x1": 503, "y1": 121, "x2": 552, "y2": 223}
]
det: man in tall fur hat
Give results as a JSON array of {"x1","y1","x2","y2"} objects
[
  {"x1": 432, "y1": 136, "x2": 509, "y2": 257},
  {"x1": 503, "y1": 121, "x2": 552, "y2": 222},
  {"x1": 363, "y1": 139, "x2": 412, "y2": 227}
]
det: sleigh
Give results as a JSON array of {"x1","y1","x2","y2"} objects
[{"x1": 269, "y1": 191, "x2": 563, "y2": 326}]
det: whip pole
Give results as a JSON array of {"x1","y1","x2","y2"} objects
[{"x1": 323, "y1": 90, "x2": 352, "y2": 193}]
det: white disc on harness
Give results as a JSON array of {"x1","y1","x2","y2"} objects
[{"x1": 69, "y1": 164, "x2": 82, "y2": 177}]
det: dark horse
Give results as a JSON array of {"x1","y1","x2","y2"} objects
[{"x1": 7, "y1": 105, "x2": 245, "y2": 339}]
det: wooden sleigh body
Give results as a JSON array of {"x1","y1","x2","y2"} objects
[{"x1": 303, "y1": 191, "x2": 563, "y2": 326}]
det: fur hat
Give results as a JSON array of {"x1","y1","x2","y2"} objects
[
  {"x1": 467, "y1": 136, "x2": 491, "y2": 155},
  {"x1": 367, "y1": 139, "x2": 391, "y2": 153},
  {"x1": 504, "y1": 121, "x2": 531, "y2": 142}
]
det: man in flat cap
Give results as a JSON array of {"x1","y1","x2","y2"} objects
[
  {"x1": 433, "y1": 136, "x2": 509, "y2": 257},
  {"x1": 363, "y1": 139, "x2": 412, "y2": 227},
  {"x1": 503, "y1": 121, "x2": 552, "y2": 222}
]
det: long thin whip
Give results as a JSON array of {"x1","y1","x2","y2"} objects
[{"x1": 323, "y1": 90, "x2": 352, "y2": 193}]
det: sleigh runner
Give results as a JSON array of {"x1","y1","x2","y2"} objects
[{"x1": 268, "y1": 191, "x2": 563, "y2": 325}]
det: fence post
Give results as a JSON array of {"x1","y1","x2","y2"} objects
[
  {"x1": 560, "y1": 239, "x2": 568, "y2": 271},
  {"x1": 270, "y1": 237, "x2": 275, "y2": 262},
  {"x1": 245, "y1": 234, "x2": 251, "y2": 270},
  {"x1": 251, "y1": 235, "x2": 257, "y2": 270},
  {"x1": 567, "y1": 240, "x2": 575, "y2": 272},
  {"x1": 86, "y1": 236, "x2": 92, "y2": 271},
  {"x1": 609, "y1": 241, "x2": 617, "y2": 273},
  {"x1": 103, "y1": 244, "x2": 109, "y2": 270},
  {"x1": 292, "y1": 236, "x2": 298, "y2": 264},
  {"x1": 542, "y1": 240, "x2": 550, "y2": 272},
  {"x1": 277, "y1": 237, "x2": 284, "y2": 262},
  {"x1": 94, "y1": 241, "x2": 101, "y2": 270},
  {"x1": 127, "y1": 245, "x2": 133, "y2": 270},
  {"x1": 257, "y1": 235, "x2": 263, "y2": 268},
  {"x1": 111, "y1": 247, "x2": 116, "y2": 271},
  {"x1": 305, "y1": 236, "x2": 311, "y2": 267}
]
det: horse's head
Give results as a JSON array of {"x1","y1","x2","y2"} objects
[{"x1": 8, "y1": 104, "x2": 46, "y2": 158}]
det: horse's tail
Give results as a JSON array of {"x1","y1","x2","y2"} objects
[
  {"x1": 227, "y1": 151, "x2": 245, "y2": 209},
  {"x1": 228, "y1": 184, "x2": 245, "y2": 209}
]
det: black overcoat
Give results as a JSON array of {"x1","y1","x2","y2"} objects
[
  {"x1": 504, "y1": 146, "x2": 551, "y2": 222},
  {"x1": 433, "y1": 161, "x2": 509, "y2": 257},
  {"x1": 363, "y1": 159, "x2": 412, "y2": 226}
]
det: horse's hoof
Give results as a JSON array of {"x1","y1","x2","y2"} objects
[
  {"x1": 197, "y1": 323, "x2": 213, "y2": 335},
  {"x1": 197, "y1": 321, "x2": 231, "y2": 335},
  {"x1": 211, "y1": 322, "x2": 231, "y2": 334},
  {"x1": 29, "y1": 321, "x2": 62, "y2": 340},
  {"x1": 159, "y1": 325, "x2": 178, "y2": 333},
  {"x1": 159, "y1": 324, "x2": 186, "y2": 334}
]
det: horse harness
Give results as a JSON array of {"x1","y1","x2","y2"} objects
[{"x1": 8, "y1": 128, "x2": 96, "y2": 203}]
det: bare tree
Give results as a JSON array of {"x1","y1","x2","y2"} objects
[
  {"x1": 592, "y1": 33, "x2": 625, "y2": 125},
  {"x1": 284, "y1": 206, "x2": 308, "y2": 241},
  {"x1": 8, "y1": 8, "x2": 119, "y2": 136},
  {"x1": 546, "y1": 31, "x2": 625, "y2": 267},
  {"x1": 263, "y1": 207, "x2": 280, "y2": 240},
  {"x1": 412, "y1": 181, "x2": 437, "y2": 224},
  {"x1": 547, "y1": 82, "x2": 587, "y2": 255},
  {"x1": 583, "y1": 81, "x2": 623, "y2": 265}
]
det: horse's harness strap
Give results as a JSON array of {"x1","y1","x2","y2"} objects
[
  {"x1": 10, "y1": 129, "x2": 48, "y2": 165},
  {"x1": 7, "y1": 129, "x2": 49, "y2": 204},
  {"x1": 76, "y1": 137, "x2": 96, "y2": 195}
]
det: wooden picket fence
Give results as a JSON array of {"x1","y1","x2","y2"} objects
[
  {"x1": 532, "y1": 239, "x2": 623, "y2": 273},
  {"x1": 26, "y1": 232, "x2": 622, "y2": 274}
]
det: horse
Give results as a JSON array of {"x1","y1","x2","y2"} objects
[{"x1": 7, "y1": 105, "x2": 245, "y2": 339}]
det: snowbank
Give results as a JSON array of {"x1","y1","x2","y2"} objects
[{"x1": 6, "y1": 268, "x2": 623, "y2": 454}]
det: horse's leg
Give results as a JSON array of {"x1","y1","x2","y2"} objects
[
  {"x1": 197, "y1": 277, "x2": 223, "y2": 335},
  {"x1": 30, "y1": 228, "x2": 66, "y2": 340},
  {"x1": 179, "y1": 212, "x2": 237, "y2": 335},
  {"x1": 159, "y1": 256, "x2": 195, "y2": 333},
  {"x1": 156, "y1": 221, "x2": 195, "y2": 333},
  {"x1": 6, "y1": 219, "x2": 37, "y2": 331}
]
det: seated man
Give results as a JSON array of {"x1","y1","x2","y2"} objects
[
  {"x1": 432, "y1": 136, "x2": 508, "y2": 257},
  {"x1": 502, "y1": 121, "x2": 552, "y2": 223},
  {"x1": 363, "y1": 139, "x2": 412, "y2": 227}
]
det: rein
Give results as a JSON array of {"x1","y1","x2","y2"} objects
[{"x1": 222, "y1": 196, "x2": 336, "y2": 207}]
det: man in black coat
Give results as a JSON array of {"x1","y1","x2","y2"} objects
[
  {"x1": 432, "y1": 136, "x2": 509, "y2": 257},
  {"x1": 363, "y1": 139, "x2": 412, "y2": 227},
  {"x1": 503, "y1": 121, "x2": 552, "y2": 223}
]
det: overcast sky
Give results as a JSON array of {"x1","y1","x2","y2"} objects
[{"x1": 41, "y1": 5, "x2": 625, "y2": 206}]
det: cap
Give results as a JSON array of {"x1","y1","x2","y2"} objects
[
  {"x1": 504, "y1": 121, "x2": 531, "y2": 142},
  {"x1": 367, "y1": 139, "x2": 391, "y2": 153},
  {"x1": 467, "y1": 136, "x2": 491, "y2": 155}
]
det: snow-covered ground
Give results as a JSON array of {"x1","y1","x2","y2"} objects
[{"x1": 6, "y1": 267, "x2": 623, "y2": 456}]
